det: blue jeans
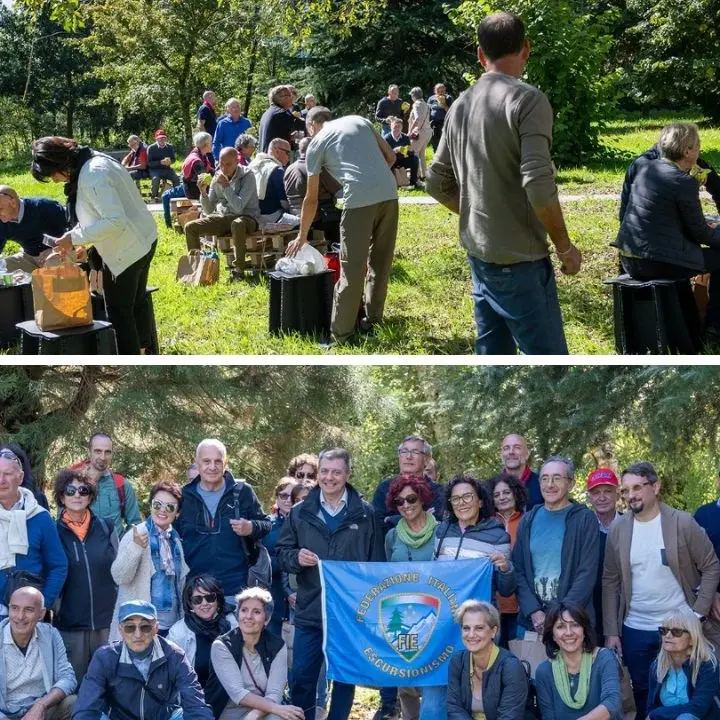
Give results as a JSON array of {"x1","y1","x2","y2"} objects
[
  {"x1": 622, "y1": 624, "x2": 661, "y2": 720},
  {"x1": 467, "y1": 255, "x2": 568, "y2": 354},
  {"x1": 162, "y1": 185, "x2": 186, "y2": 228},
  {"x1": 292, "y1": 625, "x2": 354, "y2": 720},
  {"x1": 419, "y1": 685, "x2": 446, "y2": 720}
]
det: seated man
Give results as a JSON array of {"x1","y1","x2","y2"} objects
[
  {"x1": 184, "y1": 147, "x2": 260, "y2": 274},
  {"x1": 0, "y1": 186, "x2": 67, "y2": 272},
  {"x1": 234, "y1": 134, "x2": 257, "y2": 167},
  {"x1": 72, "y1": 600, "x2": 212, "y2": 720},
  {"x1": 0, "y1": 587, "x2": 77, "y2": 720},
  {"x1": 284, "y1": 136, "x2": 341, "y2": 245},
  {"x1": 383, "y1": 116, "x2": 419, "y2": 188},
  {"x1": 121, "y1": 136, "x2": 149, "y2": 183},
  {"x1": 147, "y1": 129, "x2": 180, "y2": 201},
  {"x1": 161, "y1": 131, "x2": 215, "y2": 229},
  {"x1": 615, "y1": 122, "x2": 720, "y2": 338},
  {"x1": 248, "y1": 138, "x2": 300, "y2": 226}
]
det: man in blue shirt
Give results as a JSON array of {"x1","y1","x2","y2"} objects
[
  {"x1": 212, "y1": 98, "x2": 252, "y2": 161},
  {"x1": 0, "y1": 186, "x2": 66, "y2": 272}
]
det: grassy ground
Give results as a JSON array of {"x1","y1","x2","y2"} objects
[{"x1": 1, "y1": 111, "x2": 717, "y2": 355}]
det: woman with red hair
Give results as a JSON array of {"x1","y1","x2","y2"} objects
[{"x1": 384, "y1": 474, "x2": 438, "y2": 720}]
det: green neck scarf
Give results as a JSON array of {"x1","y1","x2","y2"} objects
[
  {"x1": 551, "y1": 652, "x2": 593, "y2": 709},
  {"x1": 396, "y1": 513, "x2": 437, "y2": 549}
]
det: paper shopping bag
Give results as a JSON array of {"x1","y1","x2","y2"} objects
[
  {"x1": 509, "y1": 632, "x2": 548, "y2": 679},
  {"x1": 31, "y1": 264, "x2": 93, "y2": 330},
  {"x1": 176, "y1": 250, "x2": 219, "y2": 286}
]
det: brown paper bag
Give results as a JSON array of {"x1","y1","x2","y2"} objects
[
  {"x1": 508, "y1": 632, "x2": 548, "y2": 679},
  {"x1": 176, "y1": 250, "x2": 219, "y2": 286},
  {"x1": 31, "y1": 264, "x2": 93, "y2": 330},
  {"x1": 177, "y1": 208, "x2": 201, "y2": 228}
]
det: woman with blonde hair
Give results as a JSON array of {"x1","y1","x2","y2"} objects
[{"x1": 647, "y1": 609, "x2": 719, "y2": 720}]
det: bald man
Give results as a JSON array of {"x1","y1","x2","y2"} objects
[
  {"x1": 500, "y1": 433, "x2": 542, "y2": 509},
  {"x1": 0, "y1": 186, "x2": 66, "y2": 272},
  {"x1": 0, "y1": 586, "x2": 77, "y2": 719}
]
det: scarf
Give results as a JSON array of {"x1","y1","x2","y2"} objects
[
  {"x1": 470, "y1": 644, "x2": 500, "y2": 720},
  {"x1": 396, "y1": 513, "x2": 437, "y2": 549},
  {"x1": 551, "y1": 652, "x2": 593, "y2": 709},
  {"x1": 64, "y1": 145, "x2": 94, "y2": 227},
  {"x1": 0, "y1": 488, "x2": 45, "y2": 570},
  {"x1": 203, "y1": 99, "x2": 216, "y2": 113},
  {"x1": 249, "y1": 153, "x2": 281, "y2": 200},
  {"x1": 148, "y1": 518, "x2": 182, "y2": 612},
  {"x1": 63, "y1": 509, "x2": 91, "y2": 542},
  {"x1": 183, "y1": 607, "x2": 232, "y2": 640}
]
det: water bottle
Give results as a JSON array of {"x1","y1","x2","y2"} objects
[{"x1": 0, "y1": 258, "x2": 6, "y2": 274}]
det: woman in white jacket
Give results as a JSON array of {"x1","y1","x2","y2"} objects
[
  {"x1": 30, "y1": 136, "x2": 158, "y2": 354},
  {"x1": 109, "y1": 480, "x2": 188, "y2": 641}
]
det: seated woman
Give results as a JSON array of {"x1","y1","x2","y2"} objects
[
  {"x1": 647, "y1": 609, "x2": 719, "y2": 720},
  {"x1": 167, "y1": 574, "x2": 237, "y2": 687},
  {"x1": 207, "y1": 587, "x2": 304, "y2": 720},
  {"x1": 447, "y1": 599, "x2": 528, "y2": 720},
  {"x1": 535, "y1": 602, "x2": 621, "y2": 720},
  {"x1": 616, "y1": 122, "x2": 720, "y2": 335}
]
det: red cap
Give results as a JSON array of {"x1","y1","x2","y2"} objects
[
  {"x1": 154, "y1": 129, "x2": 167, "y2": 139},
  {"x1": 587, "y1": 467, "x2": 619, "y2": 490}
]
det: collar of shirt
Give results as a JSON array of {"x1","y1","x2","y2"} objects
[
  {"x1": 11, "y1": 200, "x2": 25, "y2": 224},
  {"x1": 319, "y1": 488, "x2": 348, "y2": 517},
  {"x1": 9, "y1": 492, "x2": 24, "y2": 511},
  {"x1": 3, "y1": 622, "x2": 38, "y2": 649}
]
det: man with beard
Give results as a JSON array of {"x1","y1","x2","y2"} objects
[
  {"x1": 71, "y1": 433, "x2": 141, "y2": 537},
  {"x1": 602, "y1": 462, "x2": 720, "y2": 720},
  {"x1": 500, "y1": 433, "x2": 542, "y2": 509}
]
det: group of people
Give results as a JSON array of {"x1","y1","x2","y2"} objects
[{"x1": 1, "y1": 429, "x2": 720, "y2": 720}]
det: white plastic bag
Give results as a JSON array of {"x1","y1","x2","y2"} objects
[{"x1": 275, "y1": 243, "x2": 326, "y2": 275}]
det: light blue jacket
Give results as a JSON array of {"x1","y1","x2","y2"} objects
[{"x1": 0, "y1": 619, "x2": 76, "y2": 715}]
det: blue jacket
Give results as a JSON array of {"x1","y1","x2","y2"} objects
[
  {"x1": 174, "y1": 472, "x2": 271, "y2": 596},
  {"x1": 0, "y1": 197, "x2": 67, "y2": 256},
  {"x1": 72, "y1": 635, "x2": 213, "y2": 720},
  {"x1": 0, "y1": 619, "x2": 76, "y2": 712},
  {"x1": 694, "y1": 500, "x2": 720, "y2": 591},
  {"x1": 212, "y1": 115, "x2": 252, "y2": 160},
  {"x1": 523, "y1": 469, "x2": 543, "y2": 510},
  {"x1": 55, "y1": 511, "x2": 118, "y2": 632},
  {"x1": 647, "y1": 658, "x2": 720, "y2": 720},
  {"x1": 0, "y1": 499, "x2": 68, "y2": 610},
  {"x1": 512, "y1": 501, "x2": 600, "y2": 628}
]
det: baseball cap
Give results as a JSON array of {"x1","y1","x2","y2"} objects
[
  {"x1": 154, "y1": 129, "x2": 168, "y2": 140},
  {"x1": 118, "y1": 600, "x2": 157, "y2": 622},
  {"x1": 587, "y1": 467, "x2": 619, "y2": 490}
]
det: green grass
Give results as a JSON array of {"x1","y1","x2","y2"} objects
[{"x1": 2, "y1": 111, "x2": 718, "y2": 355}]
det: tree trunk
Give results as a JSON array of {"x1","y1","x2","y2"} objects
[
  {"x1": 65, "y1": 71, "x2": 75, "y2": 137},
  {"x1": 243, "y1": 8, "x2": 261, "y2": 116}
]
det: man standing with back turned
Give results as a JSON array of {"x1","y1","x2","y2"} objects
[{"x1": 426, "y1": 12, "x2": 581, "y2": 355}]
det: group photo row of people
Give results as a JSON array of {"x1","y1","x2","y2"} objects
[{"x1": 1, "y1": 429, "x2": 719, "y2": 720}]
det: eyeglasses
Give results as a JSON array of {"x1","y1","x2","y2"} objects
[
  {"x1": 295, "y1": 472, "x2": 316, "y2": 480},
  {"x1": 620, "y1": 481, "x2": 651, "y2": 498},
  {"x1": 277, "y1": 492, "x2": 293, "y2": 500},
  {"x1": 394, "y1": 494, "x2": 419, "y2": 507},
  {"x1": 399, "y1": 448, "x2": 426, "y2": 457},
  {"x1": 151, "y1": 500, "x2": 178, "y2": 513},
  {"x1": 190, "y1": 592, "x2": 218, "y2": 606},
  {"x1": 121, "y1": 623, "x2": 155, "y2": 635},
  {"x1": 450, "y1": 492, "x2": 477, "y2": 506},
  {"x1": 0, "y1": 449, "x2": 21, "y2": 467},
  {"x1": 658, "y1": 626, "x2": 690, "y2": 638},
  {"x1": 540, "y1": 474, "x2": 568, "y2": 486},
  {"x1": 65, "y1": 485, "x2": 91, "y2": 497}
]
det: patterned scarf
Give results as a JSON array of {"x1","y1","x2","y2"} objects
[{"x1": 148, "y1": 518, "x2": 182, "y2": 612}]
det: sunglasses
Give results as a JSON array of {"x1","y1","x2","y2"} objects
[
  {"x1": 295, "y1": 472, "x2": 316, "y2": 480},
  {"x1": 0, "y1": 449, "x2": 21, "y2": 467},
  {"x1": 277, "y1": 492, "x2": 293, "y2": 500},
  {"x1": 394, "y1": 494, "x2": 419, "y2": 507},
  {"x1": 151, "y1": 500, "x2": 177, "y2": 513},
  {"x1": 121, "y1": 622, "x2": 155, "y2": 635},
  {"x1": 658, "y1": 626, "x2": 690, "y2": 638},
  {"x1": 190, "y1": 592, "x2": 218, "y2": 606},
  {"x1": 65, "y1": 485, "x2": 91, "y2": 497}
]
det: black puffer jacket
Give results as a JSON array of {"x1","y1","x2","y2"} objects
[
  {"x1": 276, "y1": 483, "x2": 384, "y2": 629},
  {"x1": 616, "y1": 157, "x2": 720, "y2": 271}
]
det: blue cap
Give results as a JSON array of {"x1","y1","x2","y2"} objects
[{"x1": 118, "y1": 600, "x2": 157, "y2": 622}]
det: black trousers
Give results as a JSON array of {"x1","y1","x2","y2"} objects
[
  {"x1": 102, "y1": 241, "x2": 157, "y2": 354},
  {"x1": 621, "y1": 250, "x2": 720, "y2": 330}
]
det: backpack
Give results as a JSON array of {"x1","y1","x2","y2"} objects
[{"x1": 231, "y1": 481, "x2": 272, "y2": 590}]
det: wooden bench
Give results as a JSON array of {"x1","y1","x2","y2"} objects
[{"x1": 170, "y1": 198, "x2": 201, "y2": 233}]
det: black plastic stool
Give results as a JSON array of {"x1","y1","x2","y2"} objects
[
  {"x1": 604, "y1": 275, "x2": 703, "y2": 354},
  {"x1": 268, "y1": 270, "x2": 334, "y2": 336},
  {"x1": 0, "y1": 282, "x2": 33, "y2": 348},
  {"x1": 16, "y1": 320, "x2": 118, "y2": 355},
  {"x1": 90, "y1": 286, "x2": 160, "y2": 354}
]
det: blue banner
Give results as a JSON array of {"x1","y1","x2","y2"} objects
[{"x1": 320, "y1": 558, "x2": 493, "y2": 687}]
